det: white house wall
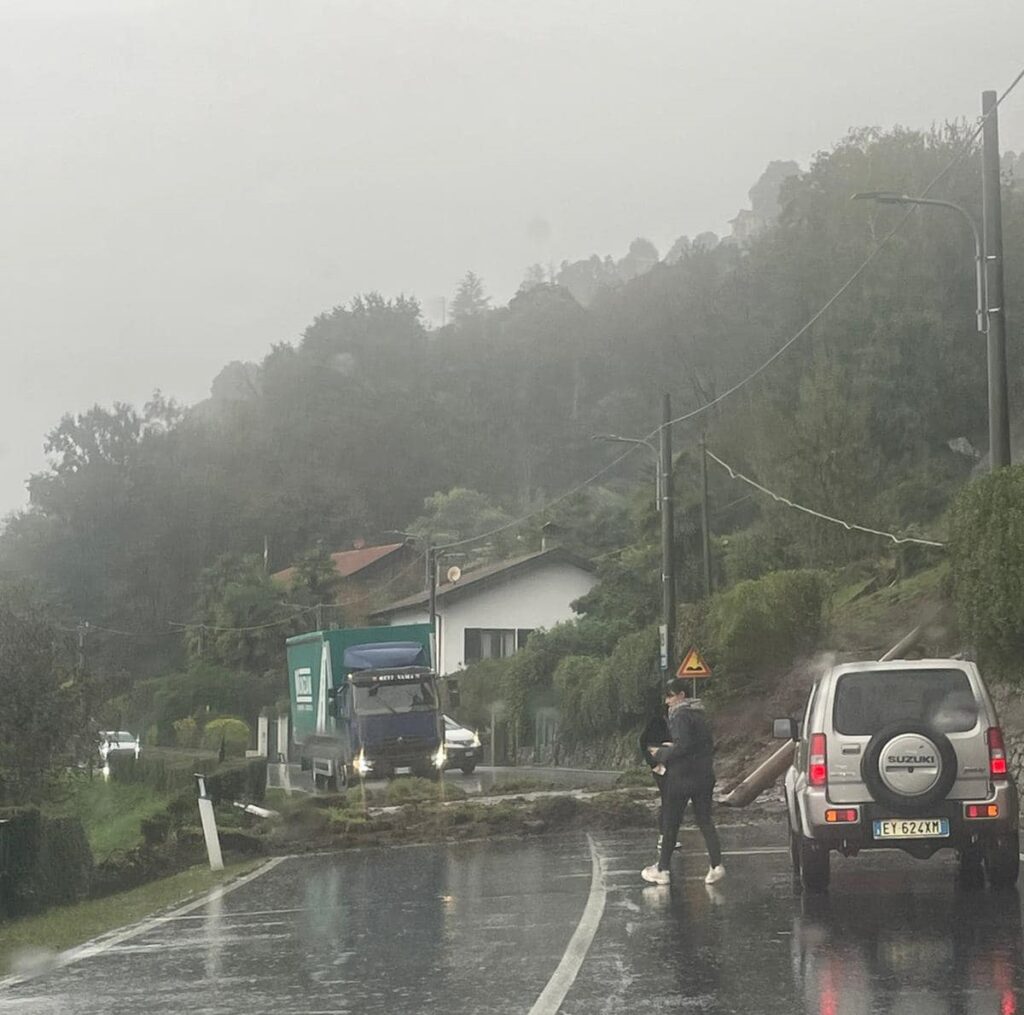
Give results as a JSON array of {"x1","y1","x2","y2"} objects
[{"x1": 383, "y1": 562, "x2": 596, "y2": 675}]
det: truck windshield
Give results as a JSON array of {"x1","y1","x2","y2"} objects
[
  {"x1": 353, "y1": 680, "x2": 437, "y2": 716},
  {"x1": 833, "y1": 669, "x2": 978, "y2": 736}
]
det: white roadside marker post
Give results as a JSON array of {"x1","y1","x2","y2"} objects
[{"x1": 195, "y1": 773, "x2": 224, "y2": 871}]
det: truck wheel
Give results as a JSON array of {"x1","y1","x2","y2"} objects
[
  {"x1": 799, "y1": 837, "x2": 830, "y2": 894},
  {"x1": 985, "y1": 831, "x2": 1020, "y2": 889},
  {"x1": 461, "y1": 761, "x2": 477, "y2": 775}
]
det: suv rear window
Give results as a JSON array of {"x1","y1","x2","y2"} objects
[{"x1": 833, "y1": 669, "x2": 978, "y2": 736}]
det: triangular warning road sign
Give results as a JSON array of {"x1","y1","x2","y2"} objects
[{"x1": 677, "y1": 647, "x2": 711, "y2": 678}]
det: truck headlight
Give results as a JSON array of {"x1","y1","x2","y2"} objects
[
  {"x1": 354, "y1": 750, "x2": 372, "y2": 776},
  {"x1": 432, "y1": 745, "x2": 448, "y2": 769},
  {"x1": 470, "y1": 732, "x2": 481, "y2": 748}
]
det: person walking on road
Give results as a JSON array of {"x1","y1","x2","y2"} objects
[
  {"x1": 639, "y1": 706, "x2": 677, "y2": 856},
  {"x1": 641, "y1": 677, "x2": 725, "y2": 887}
]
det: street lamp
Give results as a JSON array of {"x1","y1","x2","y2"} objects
[
  {"x1": 851, "y1": 191, "x2": 986, "y2": 334},
  {"x1": 591, "y1": 433, "x2": 661, "y2": 503}
]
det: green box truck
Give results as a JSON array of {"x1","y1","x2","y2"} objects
[{"x1": 287, "y1": 624, "x2": 447, "y2": 790}]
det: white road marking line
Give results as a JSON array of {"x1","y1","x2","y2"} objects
[
  {"x1": 0, "y1": 856, "x2": 289, "y2": 991},
  {"x1": 528, "y1": 833, "x2": 606, "y2": 1015}
]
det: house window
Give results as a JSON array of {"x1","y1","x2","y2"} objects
[{"x1": 464, "y1": 628, "x2": 524, "y2": 663}]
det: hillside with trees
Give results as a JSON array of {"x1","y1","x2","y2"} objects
[{"x1": 3, "y1": 123, "x2": 1024, "y2": 784}]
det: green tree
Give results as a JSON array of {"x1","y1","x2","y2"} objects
[
  {"x1": 0, "y1": 585, "x2": 89, "y2": 803},
  {"x1": 188, "y1": 555, "x2": 296, "y2": 674},
  {"x1": 450, "y1": 271, "x2": 491, "y2": 324},
  {"x1": 950, "y1": 467, "x2": 1024, "y2": 670}
]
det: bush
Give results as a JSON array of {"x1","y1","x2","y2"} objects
[
  {"x1": 0, "y1": 807, "x2": 93, "y2": 917},
  {"x1": 140, "y1": 813, "x2": 171, "y2": 846},
  {"x1": 173, "y1": 717, "x2": 200, "y2": 749},
  {"x1": 606, "y1": 626, "x2": 659, "y2": 723},
  {"x1": 205, "y1": 758, "x2": 267, "y2": 805},
  {"x1": 706, "y1": 569, "x2": 829, "y2": 688},
  {"x1": 201, "y1": 718, "x2": 251, "y2": 757},
  {"x1": 950, "y1": 467, "x2": 1024, "y2": 670},
  {"x1": 109, "y1": 750, "x2": 215, "y2": 794}
]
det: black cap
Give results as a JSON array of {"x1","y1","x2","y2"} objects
[{"x1": 665, "y1": 676, "x2": 689, "y2": 696}]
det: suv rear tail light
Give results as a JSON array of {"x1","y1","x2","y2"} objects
[
  {"x1": 965, "y1": 803, "x2": 1000, "y2": 819},
  {"x1": 809, "y1": 733, "x2": 828, "y2": 787},
  {"x1": 987, "y1": 727, "x2": 1009, "y2": 779},
  {"x1": 825, "y1": 808, "x2": 858, "y2": 823}
]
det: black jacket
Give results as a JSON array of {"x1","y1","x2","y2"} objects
[
  {"x1": 639, "y1": 714, "x2": 670, "y2": 770},
  {"x1": 653, "y1": 703, "x2": 715, "y2": 785}
]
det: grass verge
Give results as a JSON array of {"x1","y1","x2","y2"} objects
[
  {"x1": 45, "y1": 772, "x2": 172, "y2": 858},
  {"x1": 0, "y1": 858, "x2": 263, "y2": 975}
]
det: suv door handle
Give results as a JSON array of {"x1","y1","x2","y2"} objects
[{"x1": 841, "y1": 744, "x2": 862, "y2": 755}]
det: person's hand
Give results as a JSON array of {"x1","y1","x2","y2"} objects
[
  {"x1": 647, "y1": 746, "x2": 658, "y2": 756},
  {"x1": 652, "y1": 764, "x2": 666, "y2": 776}
]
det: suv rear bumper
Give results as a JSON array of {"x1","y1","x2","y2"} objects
[{"x1": 797, "y1": 782, "x2": 1018, "y2": 854}]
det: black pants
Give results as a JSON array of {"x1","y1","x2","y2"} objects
[{"x1": 658, "y1": 770, "x2": 722, "y2": 871}]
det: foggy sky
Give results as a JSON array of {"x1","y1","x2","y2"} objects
[{"x1": 2, "y1": 0, "x2": 1023, "y2": 515}]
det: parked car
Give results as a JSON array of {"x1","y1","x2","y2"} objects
[
  {"x1": 775, "y1": 658, "x2": 1019, "y2": 893},
  {"x1": 98, "y1": 730, "x2": 141, "y2": 762},
  {"x1": 443, "y1": 715, "x2": 481, "y2": 774}
]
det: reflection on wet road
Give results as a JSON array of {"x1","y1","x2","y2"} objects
[{"x1": 2, "y1": 820, "x2": 1023, "y2": 1013}]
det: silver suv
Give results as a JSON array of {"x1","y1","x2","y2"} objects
[{"x1": 775, "y1": 658, "x2": 1019, "y2": 892}]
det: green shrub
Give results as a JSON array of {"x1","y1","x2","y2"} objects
[
  {"x1": 205, "y1": 758, "x2": 267, "y2": 805},
  {"x1": 109, "y1": 750, "x2": 215, "y2": 794},
  {"x1": 0, "y1": 807, "x2": 93, "y2": 917},
  {"x1": 140, "y1": 813, "x2": 171, "y2": 846},
  {"x1": 706, "y1": 569, "x2": 829, "y2": 688},
  {"x1": 606, "y1": 626, "x2": 659, "y2": 723},
  {"x1": 950, "y1": 467, "x2": 1024, "y2": 670},
  {"x1": 173, "y1": 717, "x2": 200, "y2": 749},
  {"x1": 201, "y1": 718, "x2": 251, "y2": 757}
]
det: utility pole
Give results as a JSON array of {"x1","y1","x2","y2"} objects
[
  {"x1": 699, "y1": 433, "x2": 712, "y2": 598},
  {"x1": 76, "y1": 621, "x2": 89, "y2": 677},
  {"x1": 427, "y1": 544, "x2": 438, "y2": 671},
  {"x1": 659, "y1": 394, "x2": 675, "y2": 676},
  {"x1": 982, "y1": 89, "x2": 1012, "y2": 469}
]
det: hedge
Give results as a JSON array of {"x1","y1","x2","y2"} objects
[
  {"x1": 0, "y1": 807, "x2": 93, "y2": 918},
  {"x1": 109, "y1": 752, "x2": 266, "y2": 805}
]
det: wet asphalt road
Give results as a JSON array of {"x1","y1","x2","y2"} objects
[{"x1": 3, "y1": 818, "x2": 1024, "y2": 1014}]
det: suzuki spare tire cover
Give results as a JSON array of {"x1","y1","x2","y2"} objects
[{"x1": 861, "y1": 721, "x2": 958, "y2": 813}]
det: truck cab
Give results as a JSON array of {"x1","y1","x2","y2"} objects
[{"x1": 288, "y1": 624, "x2": 446, "y2": 790}]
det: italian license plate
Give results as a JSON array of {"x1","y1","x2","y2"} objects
[{"x1": 873, "y1": 817, "x2": 949, "y2": 839}]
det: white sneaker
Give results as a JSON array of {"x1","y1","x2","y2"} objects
[
  {"x1": 704, "y1": 864, "x2": 726, "y2": 885},
  {"x1": 642, "y1": 864, "x2": 671, "y2": 885}
]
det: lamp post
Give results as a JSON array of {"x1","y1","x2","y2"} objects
[
  {"x1": 852, "y1": 185, "x2": 1010, "y2": 469},
  {"x1": 851, "y1": 191, "x2": 985, "y2": 334},
  {"x1": 591, "y1": 433, "x2": 661, "y2": 504}
]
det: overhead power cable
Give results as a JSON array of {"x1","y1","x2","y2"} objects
[
  {"x1": 651, "y1": 63, "x2": 1024, "y2": 438},
  {"x1": 705, "y1": 449, "x2": 946, "y2": 548},
  {"x1": 434, "y1": 65, "x2": 1024, "y2": 555},
  {"x1": 433, "y1": 445, "x2": 639, "y2": 551}
]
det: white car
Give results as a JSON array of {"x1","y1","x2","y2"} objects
[
  {"x1": 443, "y1": 715, "x2": 481, "y2": 774},
  {"x1": 98, "y1": 730, "x2": 141, "y2": 762}
]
